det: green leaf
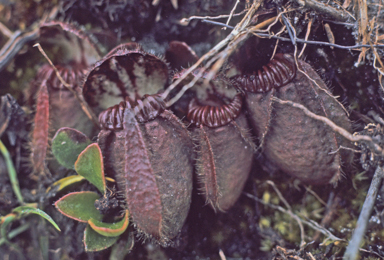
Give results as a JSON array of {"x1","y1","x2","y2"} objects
[
  {"x1": 110, "y1": 230, "x2": 135, "y2": 259},
  {"x1": 12, "y1": 206, "x2": 60, "y2": 231},
  {"x1": 75, "y1": 143, "x2": 106, "y2": 194},
  {"x1": 88, "y1": 210, "x2": 129, "y2": 237},
  {"x1": 84, "y1": 224, "x2": 119, "y2": 252},
  {"x1": 52, "y1": 127, "x2": 91, "y2": 169},
  {"x1": 0, "y1": 224, "x2": 30, "y2": 246},
  {"x1": 55, "y1": 191, "x2": 103, "y2": 223},
  {"x1": 0, "y1": 214, "x2": 17, "y2": 244},
  {"x1": 0, "y1": 140, "x2": 23, "y2": 203},
  {"x1": 46, "y1": 175, "x2": 85, "y2": 193}
]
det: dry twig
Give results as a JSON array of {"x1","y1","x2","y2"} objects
[
  {"x1": 33, "y1": 43, "x2": 99, "y2": 128},
  {"x1": 294, "y1": 0, "x2": 354, "y2": 21},
  {"x1": 202, "y1": 20, "x2": 384, "y2": 49},
  {"x1": 162, "y1": 0, "x2": 262, "y2": 106},
  {"x1": 298, "y1": 17, "x2": 312, "y2": 57},
  {"x1": 266, "y1": 181, "x2": 306, "y2": 248},
  {"x1": 179, "y1": 9, "x2": 248, "y2": 26},
  {"x1": 343, "y1": 166, "x2": 384, "y2": 260},
  {"x1": 225, "y1": 0, "x2": 241, "y2": 28},
  {"x1": 0, "y1": 7, "x2": 58, "y2": 72}
]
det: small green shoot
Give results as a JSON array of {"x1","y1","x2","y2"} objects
[
  {"x1": 0, "y1": 140, "x2": 23, "y2": 204},
  {"x1": 1, "y1": 205, "x2": 60, "y2": 246},
  {"x1": 0, "y1": 141, "x2": 60, "y2": 251},
  {"x1": 12, "y1": 206, "x2": 60, "y2": 231},
  {"x1": 0, "y1": 224, "x2": 30, "y2": 246},
  {"x1": 52, "y1": 128, "x2": 129, "y2": 251},
  {"x1": 84, "y1": 225, "x2": 119, "y2": 252}
]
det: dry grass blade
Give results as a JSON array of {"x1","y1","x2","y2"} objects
[
  {"x1": 298, "y1": 17, "x2": 312, "y2": 58},
  {"x1": 266, "y1": 181, "x2": 306, "y2": 248}
]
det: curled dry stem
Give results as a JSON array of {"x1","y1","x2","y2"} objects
[
  {"x1": 359, "y1": 248, "x2": 384, "y2": 259},
  {"x1": 372, "y1": 48, "x2": 384, "y2": 90},
  {"x1": 168, "y1": 7, "x2": 279, "y2": 105}
]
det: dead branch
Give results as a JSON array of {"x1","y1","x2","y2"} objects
[
  {"x1": 0, "y1": 22, "x2": 13, "y2": 38},
  {"x1": 0, "y1": 28, "x2": 40, "y2": 72},
  {"x1": 294, "y1": 0, "x2": 353, "y2": 21},
  {"x1": 343, "y1": 166, "x2": 384, "y2": 260},
  {"x1": 0, "y1": 7, "x2": 58, "y2": 72},
  {"x1": 180, "y1": 9, "x2": 248, "y2": 26},
  {"x1": 359, "y1": 248, "x2": 384, "y2": 259},
  {"x1": 202, "y1": 20, "x2": 384, "y2": 49},
  {"x1": 162, "y1": 0, "x2": 262, "y2": 106},
  {"x1": 225, "y1": 0, "x2": 241, "y2": 28}
]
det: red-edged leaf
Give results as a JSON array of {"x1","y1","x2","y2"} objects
[
  {"x1": 55, "y1": 191, "x2": 102, "y2": 223},
  {"x1": 12, "y1": 206, "x2": 60, "y2": 231},
  {"x1": 88, "y1": 210, "x2": 129, "y2": 237},
  {"x1": 84, "y1": 224, "x2": 119, "y2": 252},
  {"x1": 75, "y1": 143, "x2": 106, "y2": 193}
]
